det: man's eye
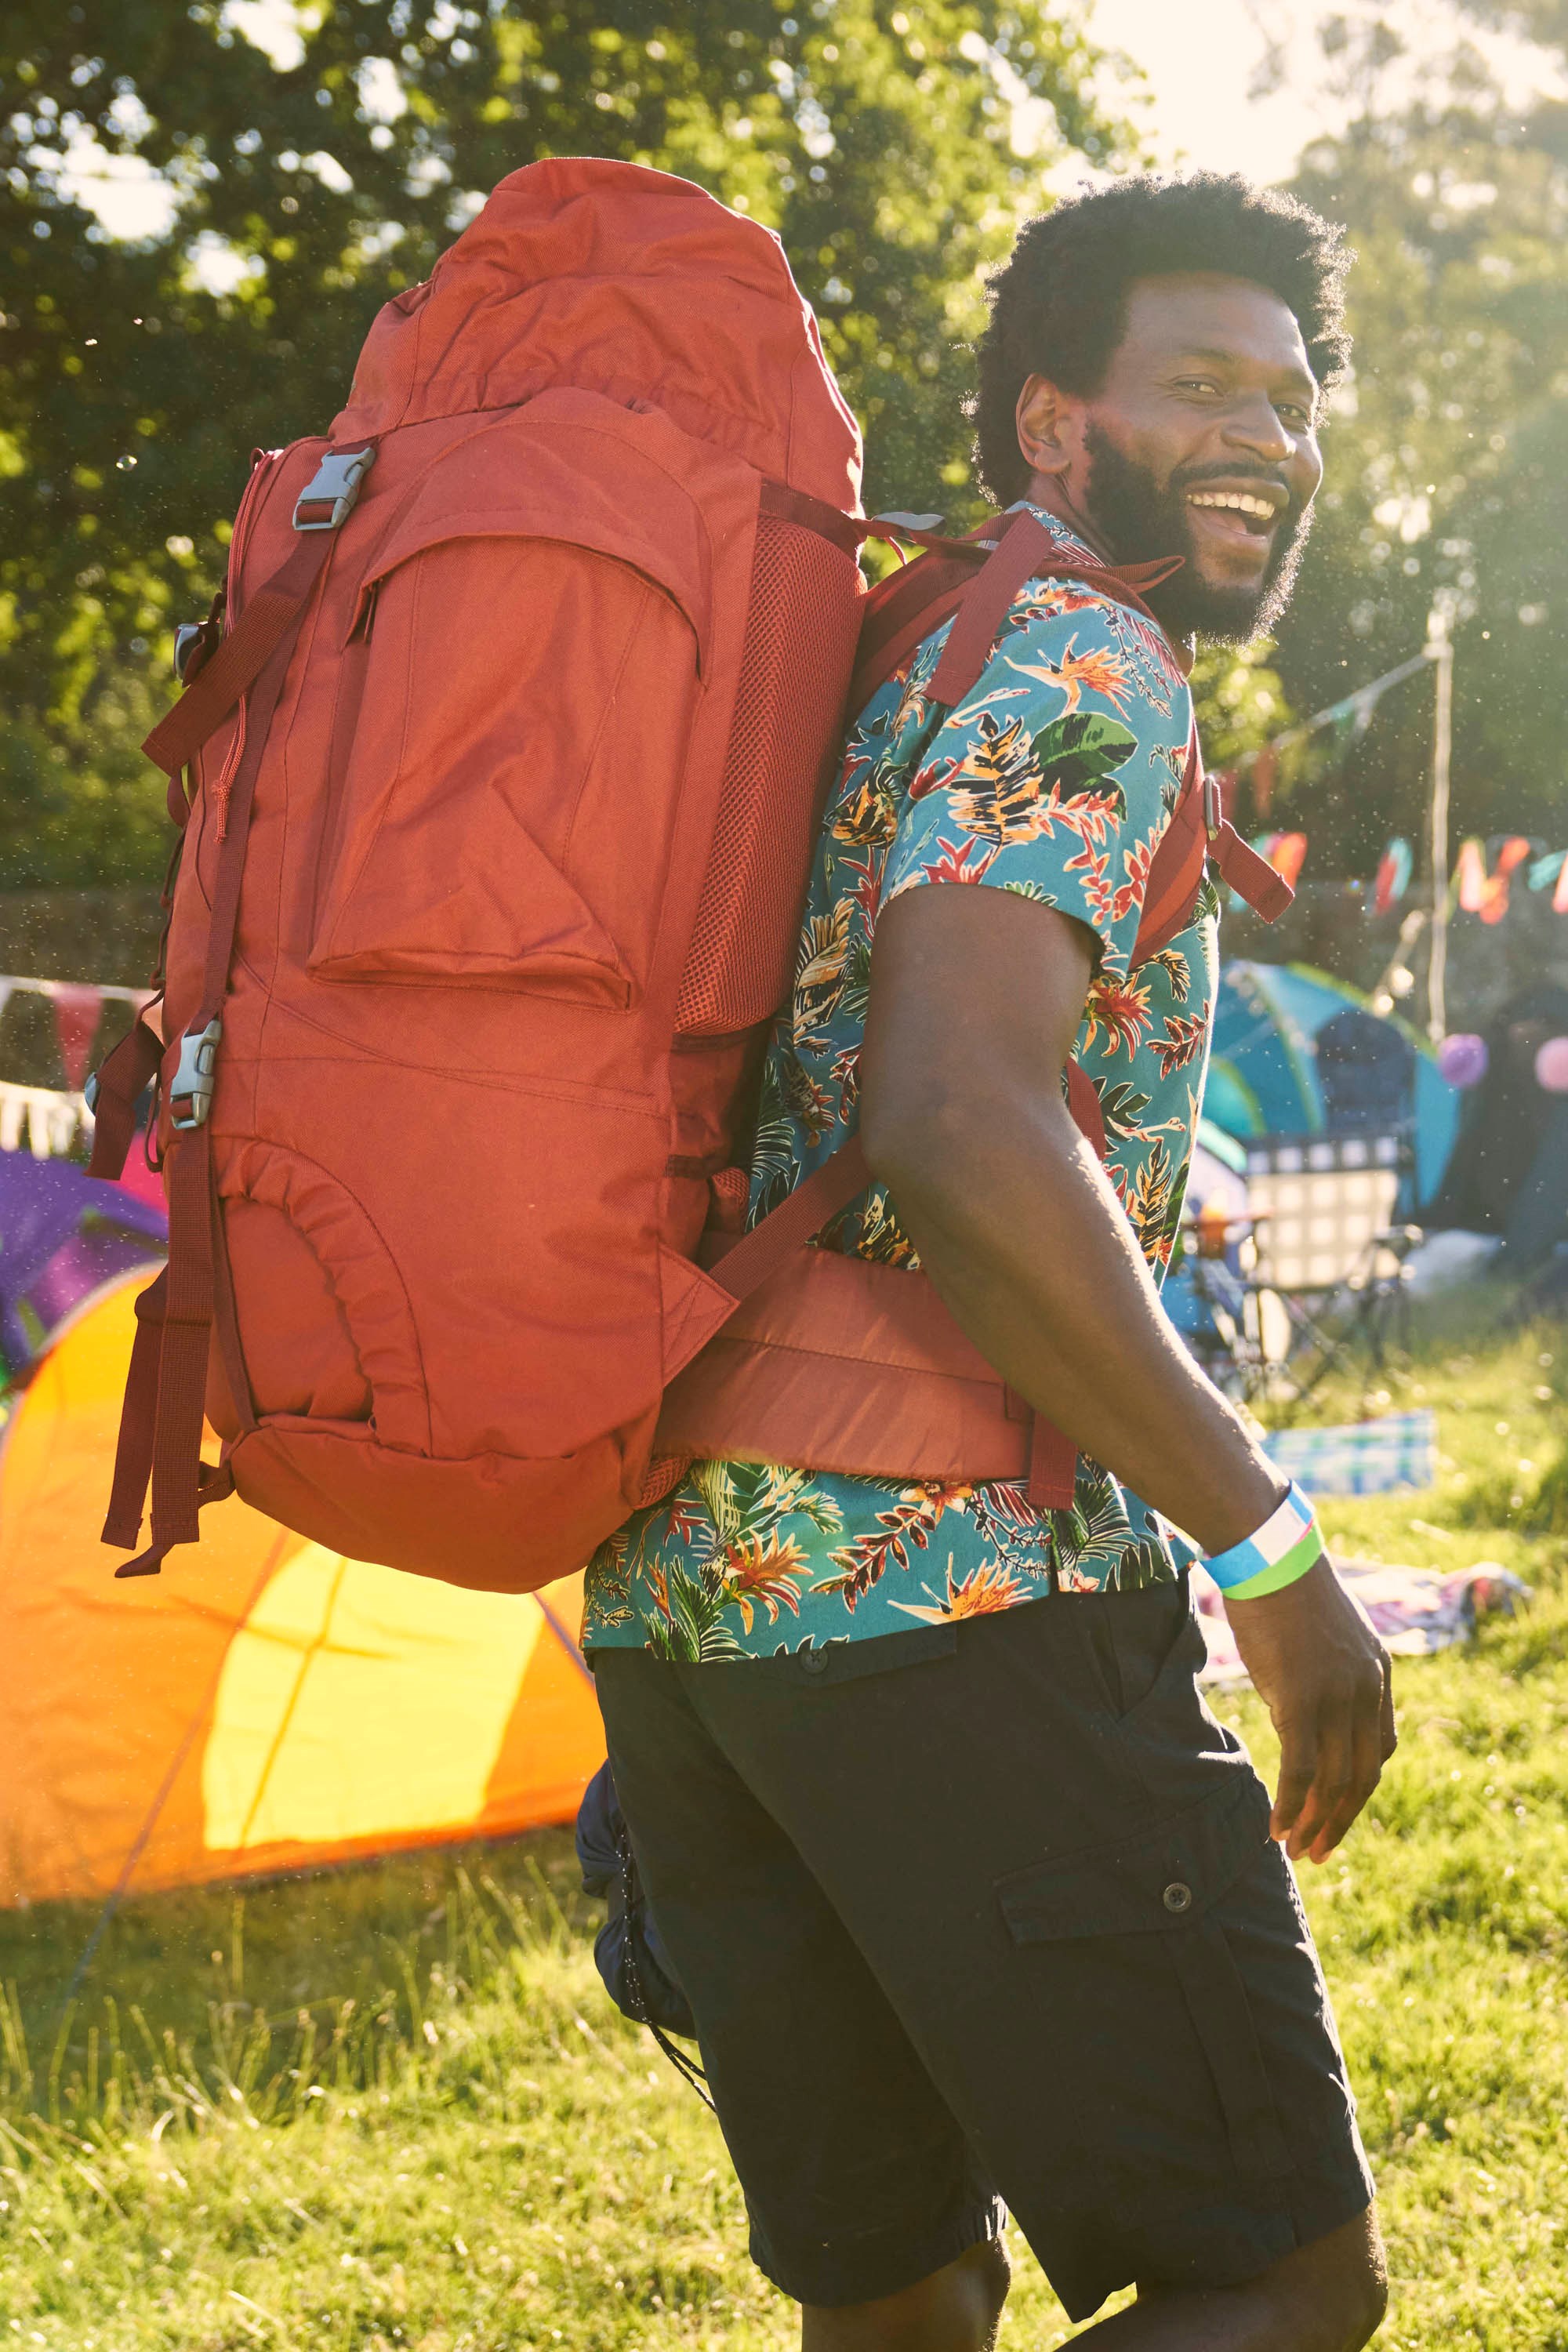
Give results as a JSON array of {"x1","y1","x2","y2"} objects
[{"x1": 1174, "y1": 378, "x2": 1220, "y2": 395}]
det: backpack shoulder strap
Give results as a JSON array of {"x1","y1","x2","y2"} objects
[
  {"x1": 850, "y1": 506, "x2": 1189, "y2": 724},
  {"x1": 1133, "y1": 735, "x2": 1294, "y2": 964}
]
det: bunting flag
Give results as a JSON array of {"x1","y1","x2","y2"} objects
[
  {"x1": 1529, "y1": 850, "x2": 1566, "y2": 895},
  {"x1": 47, "y1": 983, "x2": 104, "y2": 1092},
  {"x1": 1254, "y1": 831, "x2": 1309, "y2": 890},
  {"x1": 1251, "y1": 742, "x2": 1277, "y2": 819},
  {"x1": 1556, "y1": 856, "x2": 1568, "y2": 917},
  {"x1": 1457, "y1": 836, "x2": 1532, "y2": 924},
  {"x1": 1374, "y1": 837, "x2": 1414, "y2": 914}
]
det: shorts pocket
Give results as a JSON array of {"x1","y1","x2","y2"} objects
[{"x1": 996, "y1": 1773, "x2": 1292, "y2": 2180}]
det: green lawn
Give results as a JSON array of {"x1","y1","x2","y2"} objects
[{"x1": 2, "y1": 1299, "x2": 1566, "y2": 2349}]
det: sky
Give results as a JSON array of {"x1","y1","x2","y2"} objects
[
  {"x1": 52, "y1": 0, "x2": 1568, "y2": 249},
  {"x1": 1085, "y1": 0, "x2": 1347, "y2": 179}
]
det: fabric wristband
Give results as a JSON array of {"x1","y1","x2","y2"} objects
[{"x1": 1203, "y1": 1480, "x2": 1323, "y2": 1601}]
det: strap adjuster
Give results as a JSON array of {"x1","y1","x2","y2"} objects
[
  {"x1": 292, "y1": 445, "x2": 376, "y2": 532},
  {"x1": 1203, "y1": 771, "x2": 1223, "y2": 841},
  {"x1": 169, "y1": 1017, "x2": 222, "y2": 1131}
]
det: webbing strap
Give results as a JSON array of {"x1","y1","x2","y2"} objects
[
  {"x1": 1210, "y1": 822, "x2": 1295, "y2": 920},
  {"x1": 101, "y1": 1269, "x2": 169, "y2": 1548},
  {"x1": 928, "y1": 510, "x2": 1181, "y2": 711},
  {"x1": 707, "y1": 1138, "x2": 872, "y2": 1303},
  {"x1": 86, "y1": 1011, "x2": 165, "y2": 1182},
  {"x1": 104, "y1": 557, "x2": 330, "y2": 1576},
  {"x1": 141, "y1": 528, "x2": 336, "y2": 779}
]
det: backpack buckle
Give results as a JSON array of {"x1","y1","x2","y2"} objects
[
  {"x1": 169, "y1": 1017, "x2": 222, "y2": 1131},
  {"x1": 292, "y1": 445, "x2": 376, "y2": 532},
  {"x1": 1203, "y1": 771, "x2": 1223, "y2": 840}
]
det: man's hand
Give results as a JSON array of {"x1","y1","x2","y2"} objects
[{"x1": 1225, "y1": 1557, "x2": 1396, "y2": 1864}]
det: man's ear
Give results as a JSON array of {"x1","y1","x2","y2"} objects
[{"x1": 1016, "y1": 372, "x2": 1087, "y2": 482}]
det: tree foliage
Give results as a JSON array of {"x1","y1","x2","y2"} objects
[
  {"x1": 1265, "y1": 13, "x2": 1568, "y2": 870},
  {"x1": 1, "y1": 0, "x2": 1132, "y2": 887}
]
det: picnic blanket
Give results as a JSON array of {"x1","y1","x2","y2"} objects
[
  {"x1": 1263, "y1": 1410, "x2": 1438, "y2": 1496},
  {"x1": 1196, "y1": 1555, "x2": 1530, "y2": 1685}
]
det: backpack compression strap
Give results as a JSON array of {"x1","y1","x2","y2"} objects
[{"x1": 103, "y1": 446, "x2": 377, "y2": 1577}]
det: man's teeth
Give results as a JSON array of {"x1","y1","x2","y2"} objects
[{"x1": 1188, "y1": 491, "x2": 1276, "y2": 521}]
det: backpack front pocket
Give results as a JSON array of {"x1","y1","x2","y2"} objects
[{"x1": 310, "y1": 400, "x2": 713, "y2": 1004}]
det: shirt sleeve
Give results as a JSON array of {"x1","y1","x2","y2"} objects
[{"x1": 883, "y1": 588, "x2": 1192, "y2": 985}]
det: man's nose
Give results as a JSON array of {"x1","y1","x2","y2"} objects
[{"x1": 1221, "y1": 392, "x2": 1294, "y2": 465}]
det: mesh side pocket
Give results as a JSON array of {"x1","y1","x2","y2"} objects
[{"x1": 675, "y1": 513, "x2": 863, "y2": 1036}]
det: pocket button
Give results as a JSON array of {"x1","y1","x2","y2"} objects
[
  {"x1": 800, "y1": 1648, "x2": 830, "y2": 1677},
  {"x1": 1162, "y1": 1881, "x2": 1194, "y2": 1915}
]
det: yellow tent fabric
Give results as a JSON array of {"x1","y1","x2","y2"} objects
[{"x1": 0, "y1": 1277, "x2": 608, "y2": 1907}]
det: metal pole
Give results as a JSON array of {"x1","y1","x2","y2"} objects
[{"x1": 1425, "y1": 621, "x2": 1453, "y2": 1041}]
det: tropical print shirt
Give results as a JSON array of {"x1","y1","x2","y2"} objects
[{"x1": 583, "y1": 511, "x2": 1218, "y2": 1663}]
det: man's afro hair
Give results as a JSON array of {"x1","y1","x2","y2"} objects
[{"x1": 974, "y1": 172, "x2": 1352, "y2": 504}]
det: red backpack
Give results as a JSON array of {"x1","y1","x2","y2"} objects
[
  {"x1": 92, "y1": 161, "x2": 1286, "y2": 1589},
  {"x1": 90, "y1": 158, "x2": 866, "y2": 1588}
]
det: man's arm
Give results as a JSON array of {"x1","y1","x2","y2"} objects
[{"x1": 860, "y1": 883, "x2": 1395, "y2": 1862}]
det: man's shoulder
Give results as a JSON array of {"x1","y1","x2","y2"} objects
[{"x1": 986, "y1": 572, "x2": 1190, "y2": 737}]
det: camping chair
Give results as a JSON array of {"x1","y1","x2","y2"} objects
[{"x1": 1181, "y1": 1132, "x2": 1421, "y2": 1404}]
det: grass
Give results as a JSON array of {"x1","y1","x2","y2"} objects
[{"x1": 2, "y1": 1293, "x2": 1566, "y2": 2348}]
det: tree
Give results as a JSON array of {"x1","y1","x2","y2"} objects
[
  {"x1": 1264, "y1": 16, "x2": 1568, "y2": 872},
  {"x1": 1, "y1": 0, "x2": 1134, "y2": 887}
]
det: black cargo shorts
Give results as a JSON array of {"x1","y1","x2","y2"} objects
[{"x1": 592, "y1": 1575, "x2": 1373, "y2": 2324}]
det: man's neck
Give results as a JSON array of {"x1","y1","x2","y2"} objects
[
  {"x1": 1021, "y1": 476, "x2": 1114, "y2": 564},
  {"x1": 1019, "y1": 481, "x2": 1197, "y2": 678}
]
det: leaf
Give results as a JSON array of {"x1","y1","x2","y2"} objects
[
  {"x1": 1029, "y1": 713, "x2": 1138, "y2": 799},
  {"x1": 1095, "y1": 1080, "x2": 1151, "y2": 1139}
]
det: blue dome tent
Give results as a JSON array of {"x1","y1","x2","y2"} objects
[{"x1": 1205, "y1": 962, "x2": 1461, "y2": 1210}]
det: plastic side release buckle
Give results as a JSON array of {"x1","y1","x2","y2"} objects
[
  {"x1": 292, "y1": 445, "x2": 376, "y2": 532},
  {"x1": 169, "y1": 1017, "x2": 222, "y2": 1131}
]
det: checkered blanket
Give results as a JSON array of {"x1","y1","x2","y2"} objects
[{"x1": 1262, "y1": 1410, "x2": 1438, "y2": 1497}]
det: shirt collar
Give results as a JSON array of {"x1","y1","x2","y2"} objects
[
  {"x1": 1006, "y1": 499, "x2": 1195, "y2": 681},
  {"x1": 1006, "y1": 499, "x2": 1102, "y2": 568}
]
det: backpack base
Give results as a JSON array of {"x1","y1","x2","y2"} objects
[{"x1": 227, "y1": 1417, "x2": 643, "y2": 1594}]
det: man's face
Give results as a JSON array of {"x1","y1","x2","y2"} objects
[{"x1": 1036, "y1": 274, "x2": 1324, "y2": 642}]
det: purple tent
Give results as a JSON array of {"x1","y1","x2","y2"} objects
[{"x1": 0, "y1": 1152, "x2": 166, "y2": 1381}]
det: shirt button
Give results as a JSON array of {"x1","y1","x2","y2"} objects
[
  {"x1": 800, "y1": 1647, "x2": 830, "y2": 1676},
  {"x1": 1162, "y1": 1881, "x2": 1194, "y2": 1915}
]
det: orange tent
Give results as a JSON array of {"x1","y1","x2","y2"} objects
[{"x1": 0, "y1": 1276, "x2": 607, "y2": 1907}]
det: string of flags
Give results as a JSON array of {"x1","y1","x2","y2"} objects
[
  {"x1": 1228, "y1": 649, "x2": 1434, "y2": 818},
  {"x1": 1372, "y1": 837, "x2": 1568, "y2": 924},
  {"x1": 0, "y1": 973, "x2": 154, "y2": 1092},
  {"x1": 0, "y1": 1081, "x2": 93, "y2": 1160}
]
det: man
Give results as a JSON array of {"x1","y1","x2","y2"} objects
[{"x1": 584, "y1": 173, "x2": 1394, "y2": 2350}]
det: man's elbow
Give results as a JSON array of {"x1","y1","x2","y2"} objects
[{"x1": 861, "y1": 1076, "x2": 989, "y2": 1228}]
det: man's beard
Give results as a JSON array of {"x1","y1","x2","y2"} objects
[{"x1": 1080, "y1": 420, "x2": 1312, "y2": 644}]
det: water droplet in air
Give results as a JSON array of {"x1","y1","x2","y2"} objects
[{"x1": 115, "y1": 455, "x2": 137, "y2": 470}]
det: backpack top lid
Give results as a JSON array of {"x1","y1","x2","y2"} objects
[{"x1": 332, "y1": 156, "x2": 863, "y2": 512}]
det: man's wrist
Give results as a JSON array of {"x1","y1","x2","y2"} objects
[{"x1": 1204, "y1": 1480, "x2": 1324, "y2": 1602}]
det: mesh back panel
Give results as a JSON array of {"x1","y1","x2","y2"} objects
[{"x1": 675, "y1": 515, "x2": 862, "y2": 1035}]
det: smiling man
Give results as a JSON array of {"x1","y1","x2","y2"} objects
[{"x1": 586, "y1": 176, "x2": 1393, "y2": 2350}]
